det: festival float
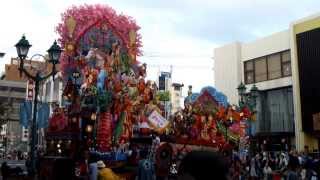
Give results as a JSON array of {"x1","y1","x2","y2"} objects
[
  {"x1": 163, "y1": 86, "x2": 252, "y2": 155},
  {"x1": 150, "y1": 86, "x2": 254, "y2": 179},
  {"x1": 43, "y1": 4, "x2": 168, "y2": 179}
]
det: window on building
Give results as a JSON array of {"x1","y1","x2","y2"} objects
[
  {"x1": 244, "y1": 61, "x2": 254, "y2": 84},
  {"x1": 174, "y1": 86, "x2": 181, "y2": 91},
  {"x1": 281, "y1": 51, "x2": 291, "y2": 76},
  {"x1": 256, "y1": 87, "x2": 294, "y2": 133},
  {"x1": 255, "y1": 57, "x2": 267, "y2": 82},
  {"x1": 11, "y1": 87, "x2": 26, "y2": 93},
  {"x1": 244, "y1": 50, "x2": 291, "y2": 84},
  {"x1": 0, "y1": 86, "x2": 8, "y2": 91},
  {"x1": 267, "y1": 53, "x2": 281, "y2": 79}
]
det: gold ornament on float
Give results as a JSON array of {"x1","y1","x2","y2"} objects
[
  {"x1": 129, "y1": 30, "x2": 136, "y2": 46},
  {"x1": 66, "y1": 16, "x2": 76, "y2": 38}
]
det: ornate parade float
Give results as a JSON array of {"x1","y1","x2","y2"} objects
[
  {"x1": 43, "y1": 4, "x2": 165, "y2": 179},
  {"x1": 47, "y1": 3, "x2": 151, "y2": 153},
  {"x1": 42, "y1": 4, "x2": 254, "y2": 179},
  {"x1": 166, "y1": 86, "x2": 251, "y2": 152}
]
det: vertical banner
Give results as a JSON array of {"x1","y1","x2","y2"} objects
[
  {"x1": 26, "y1": 80, "x2": 34, "y2": 100},
  {"x1": 22, "y1": 80, "x2": 34, "y2": 142}
]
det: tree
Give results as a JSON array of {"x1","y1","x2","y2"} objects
[{"x1": 157, "y1": 91, "x2": 170, "y2": 102}]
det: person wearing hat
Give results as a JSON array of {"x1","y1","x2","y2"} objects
[{"x1": 97, "y1": 160, "x2": 120, "y2": 180}]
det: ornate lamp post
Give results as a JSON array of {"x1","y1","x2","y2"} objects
[
  {"x1": 237, "y1": 83, "x2": 259, "y2": 111},
  {"x1": 15, "y1": 35, "x2": 62, "y2": 175},
  {"x1": 237, "y1": 83, "x2": 259, "y2": 153},
  {"x1": 237, "y1": 83, "x2": 259, "y2": 134}
]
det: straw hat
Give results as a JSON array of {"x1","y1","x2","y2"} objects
[{"x1": 97, "y1": 160, "x2": 106, "y2": 168}]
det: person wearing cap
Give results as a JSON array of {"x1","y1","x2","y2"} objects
[{"x1": 97, "y1": 160, "x2": 120, "y2": 180}]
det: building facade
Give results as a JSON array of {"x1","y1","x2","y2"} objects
[
  {"x1": 157, "y1": 71, "x2": 184, "y2": 116},
  {"x1": 214, "y1": 13, "x2": 320, "y2": 151},
  {"x1": 171, "y1": 83, "x2": 184, "y2": 114},
  {"x1": 0, "y1": 79, "x2": 28, "y2": 154},
  {"x1": 0, "y1": 58, "x2": 61, "y2": 155}
]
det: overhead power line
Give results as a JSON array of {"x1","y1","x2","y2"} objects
[
  {"x1": 142, "y1": 51, "x2": 212, "y2": 58},
  {"x1": 146, "y1": 64, "x2": 212, "y2": 69}
]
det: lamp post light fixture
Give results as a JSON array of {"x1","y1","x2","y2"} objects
[
  {"x1": 237, "y1": 83, "x2": 259, "y2": 111},
  {"x1": 15, "y1": 35, "x2": 62, "y2": 176},
  {"x1": 237, "y1": 82, "x2": 247, "y2": 108}
]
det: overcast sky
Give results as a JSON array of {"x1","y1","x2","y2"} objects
[{"x1": 1, "y1": 0, "x2": 320, "y2": 96}]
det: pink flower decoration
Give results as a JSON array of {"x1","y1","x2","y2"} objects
[{"x1": 55, "y1": 4, "x2": 142, "y2": 78}]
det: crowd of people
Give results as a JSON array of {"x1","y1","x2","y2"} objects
[
  {"x1": 1, "y1": 145, "x2": 320, "y2": 180},
  {"x1": 228, "y1": 146, "x2": 320, "y2": 180}
]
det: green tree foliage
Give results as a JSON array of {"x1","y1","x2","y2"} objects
[{"x1": 157, "y1": 91, "x2": 170, "y2": 101}]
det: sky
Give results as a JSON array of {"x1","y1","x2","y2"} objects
[{"x1": 1, "y1": 0, "x2": 320, "y2": 97}]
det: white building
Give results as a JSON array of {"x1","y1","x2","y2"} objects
[
  {"x1": 171, "y1": 83, "x2": 184, "y2": 114},
  {"x1": 157, "y1": 71, "x2": 184, "y2": 116},
  {"x1": 214, "y1": 13, "x2": 320, "y2": 151},
  {"x1": 39, "y1": 72, "x2": 64, "y2": 108}
]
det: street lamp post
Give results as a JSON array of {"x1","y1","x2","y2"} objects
[
  {"x1": 237, "y1": 83, "x2": 259, "y2": 153},
  {"x1": 237, "y1": 82, "x2": 258, "y2": 112},
  {"x1": 15, "y1": 35, "x2": 62, "y2": 176}
]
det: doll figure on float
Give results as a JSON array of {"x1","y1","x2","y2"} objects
[
  {"x1": 113, "y1": 74, "x2": 122, "y2": 93},
  {"x1": 81, "y1": 67, "x2": 98, "y2": 91},
  {"x1": 122, "y1": 91, "x2": 132, "y2": 112},
  {"x1": 121, "y1": 73, "x2": 130, "y2": 85},
  {"x1": 112, "y1": 92, "x2": 121, "y2": 119},
  {"x1": 112, "y1": 41, "x2": 121, "y2": 71},
  {"x1": 200, "y1": 117, "x2": 210, "y2": 141},
  {"x1": 137, "y1": 78, "x2": 145, "y2": 95},
  {"x1": 85, "y1": 48, "x2": 98, "y2": 68},
  {"x1": 138, "y1": 63, "x2": 147, "y2": 78},
  {"x1": 138, "y1": 109, "x2": 150, "y2": 136},
  {"x1": 104, "y1": 54, "x2": 113, "y2": 75},
  {"x1": 122, "y1": 110, "x2": 133, "y2": 142},
  {"x1": 189, "y1": 114, "x2": 200, "y2": 139},
  {"x1": 208, "y1": 115, "x2": 217, "y2": 131},
  {"x1": 143, "y1": 84, "x2": 152, "y2": 104}
]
